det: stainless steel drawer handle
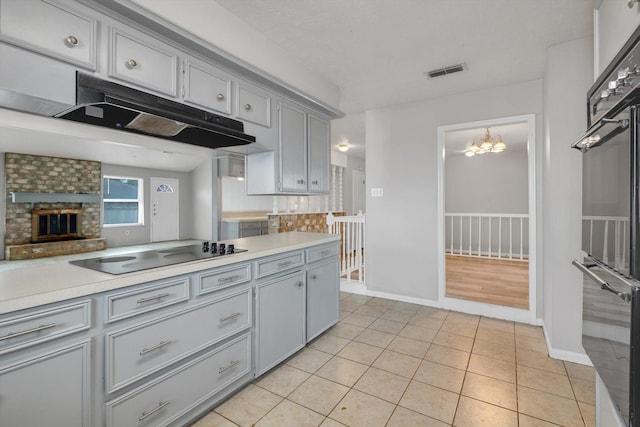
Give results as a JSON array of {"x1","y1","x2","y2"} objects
[
  {"x1": 312, "y1": 180, "x2": 319, "y2": 185},
  {"x1": 297, "y1": 179, "x2": 305, "y2": 185},
  {"x1": 244, "y1": 103, "x2": 252, "y2": 111},
  {"x1": 136, "y1": 293, "x2": 170, "y2": 304},
  {"x1": 296, "y1": 281, "x2": 303, "y2": 287},
  {"x1": 138, "y1": 400, "x2": 171, "y2": 421},
  {"x1": 0, "y1": 323, "x2": 56, "y2": 341},
  {"x1": 320, "y1": 250, "x2": 331, "y2": 255},
  {"x1": 139, "y1": 340, "x2": 172, "y2": 356},
  {"x1": 127, "y1": 59, "x2": 138, "y2": 69},
  {"x1": 65, "y1": 35, "x2": 79, "y2": 48},
  {"x1": 572, "y1": 260, "x2": 632, "y2": 303},
  {"x1": 218, "y1": 275, "x2": 241, "y2": 283},
  {"x1": 218, "y1": 359, "x2": 240, "y2": 374},
  {"x1": 277, "y1": 261, "x2": 293, "y2": 268},
  {"x1": 217, "y1": 93, "x2": 225, "y2": 101},
  {"x1": 219, "y1": 312, "x2": 242, "y2": 323}
]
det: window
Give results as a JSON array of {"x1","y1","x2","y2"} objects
[{"x1": 103, "y1": 176, "x2": 144, "y2": 226}]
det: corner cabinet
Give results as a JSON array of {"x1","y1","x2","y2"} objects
[{"x1": 246, "y1": 100, "x2": 331, "y2": 195}]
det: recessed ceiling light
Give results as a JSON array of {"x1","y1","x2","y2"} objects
[{"x1": 338, "y1": 143, "x2": 349, "y2": 152}]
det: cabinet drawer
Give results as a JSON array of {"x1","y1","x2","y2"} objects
[
  {"x1": 0, "y1": 300, "x2": 91, "y2": 355},
  {"x1": 105, "y1": 332, "x2": 251, "y2": 427},
  {"x1": 0, "y1": 0, "x2": 97, "y2": 69},
  {"x1": 306, "y1": 243, "x2": 339, "y2": 263},
  {"x1": 106, "y1": 287, "x2": 251, "y2": 392},
  {"x1": 109, "y1": 27, "x2": 178, "y2": 96},
  {"x1": 184, "y1": 60, "x2": 231, "y2": 114},
  {"x1": 196, "y1": 263, "x2": 251, "y2": 296},
  {"x1": 235, "y1": 82, "x2": 271, "y2": 127},
  {"x1": 105, "y1": 277, "x2": 190, "y2": 324},
  {"x1": 255, "y1": 251, "x2": 305, "y2": 279}
]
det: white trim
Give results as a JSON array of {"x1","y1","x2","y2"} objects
[
  {"x1": 437, "y1": 114, "x2": 537, "y2": 324},
  {"x1": 442, "y1": 297, "x2": 535, "y2": 324},
  {"x1": 542, "y1": 323, "x2": 592, "y2": 365}
]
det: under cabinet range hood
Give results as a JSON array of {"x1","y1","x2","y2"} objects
[{"x1": 55, "y1": 73, "x2": 255, "y2": 149}]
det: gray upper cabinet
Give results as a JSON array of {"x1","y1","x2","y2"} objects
[
  {"x1": 307, "y1": 113, "x2": 330, "y2": 193},
  {"x1": 279, "y1": 100, "x2": 308, "y2": 192},
  {"x1": 183, "y1": 59, "x2": 232, "y2": 115},
  {"x1": 108, "y1": 27, "x2": 178, "y2": 97},
  {"x1": 0, "y1": 0, "x2": 97, "y2": 70},
  {"x1": 235, "y1": 81, "x2": 271, "y2": 127}
]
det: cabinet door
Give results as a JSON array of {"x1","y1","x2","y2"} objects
[
  {"x1": 256, "y1": 271, "x2": 306, "y2": 375},
  {"x1": 308, "y1": 114, "x2": 330, "y2": 193},
  {"x1": 184, "y1": 60, "x2": 231, "y2": 114},
  {"x1": 307, "y1": 259, "x2": 340, "y2": 341},
  {"x1": 0, "y1": 339, "x2": 91, "y2": 427},
  {"x1": 279, "y1": 101, "x2": 307, "y2": 192}
]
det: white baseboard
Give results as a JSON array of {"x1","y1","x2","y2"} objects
[
  {"x1": 542, "y1": 323, "x2": 592, "y2": 365},
  {"x1": 339, "y1": 279, "x2": 440, "y2": 307},
  {"x1": 442, "y1": 297, "x2": 535, "y2": 324}
]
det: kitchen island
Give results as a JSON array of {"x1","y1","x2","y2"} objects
[{"x1": 0, "y1": 231, "x2": 340, "y2": 427}]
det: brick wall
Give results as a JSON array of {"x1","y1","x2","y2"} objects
[{"x1": 273, "y1": 212, "x2": 345, "y2": 233}]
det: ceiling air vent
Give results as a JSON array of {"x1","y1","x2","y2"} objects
[{"x1": 425, "y1": 63, "x2": 467, "y2": 79}]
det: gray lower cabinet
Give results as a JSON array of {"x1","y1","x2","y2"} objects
[
  {"x1": 255, "y1": 270, "x2": 306, "y2": 376},
  {"x1": 307, "y1": 258, "x2": 340, "y2": 342}
]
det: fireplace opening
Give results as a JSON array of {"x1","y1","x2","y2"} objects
[{"x1": 31, "y1": 208, "x2": 85, "y2": 243}]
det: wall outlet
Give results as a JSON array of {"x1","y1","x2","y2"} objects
[{"x1": 371, "y1": 188, "x2": 384, "y2": 197}]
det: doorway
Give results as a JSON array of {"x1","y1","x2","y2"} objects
[
  {"x1": 437, "y1": 115, "x2": 536, "y2": 323},
  {"x1": 150, "y1": 177, "x2": 179, "y2": 242},
  {"x1": 352, "y1": 169, "x2": 366, "y2": 214}
]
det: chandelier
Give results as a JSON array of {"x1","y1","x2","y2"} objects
[{"x1": 464, "y1": 128, "x2": 507, "y2": 157}]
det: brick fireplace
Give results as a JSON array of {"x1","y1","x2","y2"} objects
[{"x1": 4, "y1": 153, "x2": 107, "y2": 260}]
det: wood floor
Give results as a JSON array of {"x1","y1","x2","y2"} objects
[{"x1": 446, "y1": 254, "x2": 529, "y2": 309}]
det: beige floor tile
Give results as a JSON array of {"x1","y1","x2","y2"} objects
[
  {"x1": 326, "y1": 322, "x2": 366, "y2": 340},
  {"x1": 255, "y1": 399, "x2": 324, "y2": 427},
  {"x1": 440, "y1": 318, "x2": 479, "y2": 338},
  {"x1": 353, "y1": 367, "x2": 410, "y2": 404},
  {"x1": 423, "y1": 308, "x2": 449, "y2": 319},
  {"x1": 354, "y1": 328, "x2": 396, "y2": 348},
  {"x1": 424, "y1": 344, "x2": 470, "y2": 370},
  {"x1": 398, "y1": 380, "x2": 459, "y2": 424},
  {"x1": 453, "y1": 396, "x2": 518, "y2": 427},
  {"x1": 339, "y1": 310, "x2": 351, "y2": 320},
  {"x1": 354, "y1": 304, "x2": 387, "y2": 317},
  {"x1": 515, "y1": 322, "x2": 545, "y2": 339},
  {"x1": 579, "y1": 401, "x2": 596, "y2": 427},
  {"x1": 478, "y1": 317, "x2": 515, "y2": 333},
  {"x1": 337, "y1": 341, "x2": 384, "y2": 365},
  {"x1": 433, "y1": 330, "x2": 474, "y2": 352},
  {"x1": 215, "y1": 384, "x2": 282, "y2": 426},
  {"x1": 387, "y1": 335, "x2": 430, "y2": 358},
  {"x1": 516, "y1": 334, "x2": 548, "y2": 353},
  {"x1": 368, "y1": 317, "x2": 406, "y2": 334},
  {"x1": 413, "y1": 359, "x2": 465, "y2": 393},
  {"x1": 380, "y1": 309, "x2": 415, "y2": 323},
  {"x1": 475, "y1": 327, "x2": 516, "y2": 346},
  {"x1": 372, "y1": 349, "x2": 421, "y2": 378},
  {"x1": 328, "y1": 389, "x2": 395, "y2": 427},
  {"x1": 447, "y1": 312, "x2": 480, "y2": 322},
  {"x1": 386, "y1": 406, "x2": 449, "y2": 427},
  {"x1": 571, "y1": 376, "x2": 596, "y2": 404},
  {"x1": 565, "y1": 361, "x2": 596, "y2": 382},
  {"x1": 288, "y1": 375, "x2": 349, "y2": 415},
  {"x1": 468, "y1": 353, "x2": 516, "y2": 383},
  {"x1": 398, "y1": 324, "x2": 438, "y2": 342},
  {"x1": 344, "y1": 294, "x2": 371, "y2": 305},
  {"x1": 287, "y1": 347, "x2": 333, "y2": 373},
  {"x1": 320, "y1": 418, "x2": 347, "y2": 427},
  {"x1": 191, "y1": 411, "x2": 237, "y2": 427},
  {"x1": 391, "y1": 301, "x2": 422, "y2": 314},
  {"x1": 309, "y1": 334, "x2": 351, "y2": 355},
  {"x1": 339, "y1": 301, "x2": 361, "y2": 313},
  {"x1": 341, "y1": 313, "x2": 377, "y2": 328},
  {"x1": 409, "y1": 312, "x2": 445, "y2": 330},
  {"x1": 365, "y1": 297, "x2": 396, "y2": 308},
  {"x1": 316, "y1": 356, "x2": 369, "y2": 387},
  {"x1": 256, "y1": 365, "x2": 310, "y2": 397},
  {"x1": 517, "y1": 365, "x2": 574, "y2": 398},
  {"x1": 461, "y1": 372, "x2": 517, "y2": 411},
  {"x1": 473, "y1": 338, "x2": 516, "y2": 363},
  {"x1": 518, "y1": 413, "x2": 563, "y2": 426},
  {"x1": 518, "y1": 385, "x2": 585, "y2": 427},
  {"x1": 516, "y1": 348, "x2": 566, "y2": 374}
]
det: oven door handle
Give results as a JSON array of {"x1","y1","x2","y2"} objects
[{"x1": 572, "y1": 259, "x2": 632, "y2": 303}]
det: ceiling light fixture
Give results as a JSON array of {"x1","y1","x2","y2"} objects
[
  {"x1": 338, "y1": 143, "x2": 349, "y2": 152},
  {"x1": 464, "y1": 128, "x2": 507, "y2": 157}
]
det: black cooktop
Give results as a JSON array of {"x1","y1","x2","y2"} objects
[{"x1": 70, "y1": 243, "x2": 246, "y2": 275}]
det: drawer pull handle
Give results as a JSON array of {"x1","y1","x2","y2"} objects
[
  {"x1": 139, "y1": 340, "x2": 172, "y2": 356},
  {"x1": 138, "y1": 400, "x2": 171, "y2": 421},
  {"x1": 219, "y1": 312, "x2": 242, "y2": 323},
  {"x1": 296, "y1": 281, "x2": 304, "y2": 287},
  {"x1": 65, "y1": 35, "x2": 79, "y2": 48},
  {"x1": 218, "y1": 275, "x2": 241, "y2": 283},
  {"x1": 277, "y1": 261, "x2": 293, "y2": 268},
  {"x1": 127, "y1": 59, "x2": 138, "y2": 69},
  {"x1": 0, "y1": 323, "x2": 56, "y2": 341},
  {"x1": 312, "y1": 180, "x2": 319, "y2": 185},
  {"x1": 136, "y1": 293, "x2": 170, "y2": 304},
  {"x1": 297, "y1": 179, "x2": 305, "y2": 185},
  {"x1": 310, "y1": 274, "x2": 318, "y2": 280},
  {"x1": 218, "y1": 359, "x2": 240, "y2": 374},
  {"x1": 217, "y1": 93, "x2": 225, "y2": 100},
  {"x1": 244, "y1": 103, "x2": 252, "y2": 111},
  {"x1": 320, "y1": 250, "x2": 331, "y2": 255}
]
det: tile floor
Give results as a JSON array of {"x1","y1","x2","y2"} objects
[{"x1": 193, "y1": 292, "x2": 596, "y2": 427}]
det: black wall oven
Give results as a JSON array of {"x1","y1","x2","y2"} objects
[{"x1": 573, "y1": 25, "x2": 640, "y2": 427}]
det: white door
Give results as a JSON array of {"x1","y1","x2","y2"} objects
[
  {"x1": 151, "y1": 177, "x2": 179, "y2": 242},
  {"x1": 352, "y1": 170, "x2": 365, "y2": 214}
]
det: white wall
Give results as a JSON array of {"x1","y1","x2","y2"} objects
[
  {"x1": 543, "y1": 37, "x2": 593, "y2": 360},
  {"x1": 595, "y1": 0, "x2": 640, "y2": 77},
  {"x1": 365, "y1": 79, "x2": 543, "y2": 302},
  {"x1": 342, "y1": 155, "x2": 366, "y2": 215}
]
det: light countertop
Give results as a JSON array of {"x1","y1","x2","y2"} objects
[{"x1": 0, "y1": 232, "x2": 339, "y2": 315}]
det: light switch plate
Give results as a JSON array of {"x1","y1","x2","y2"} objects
[{"x1": 371, "y1": 188, "x2": 384, "y2": 197}]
